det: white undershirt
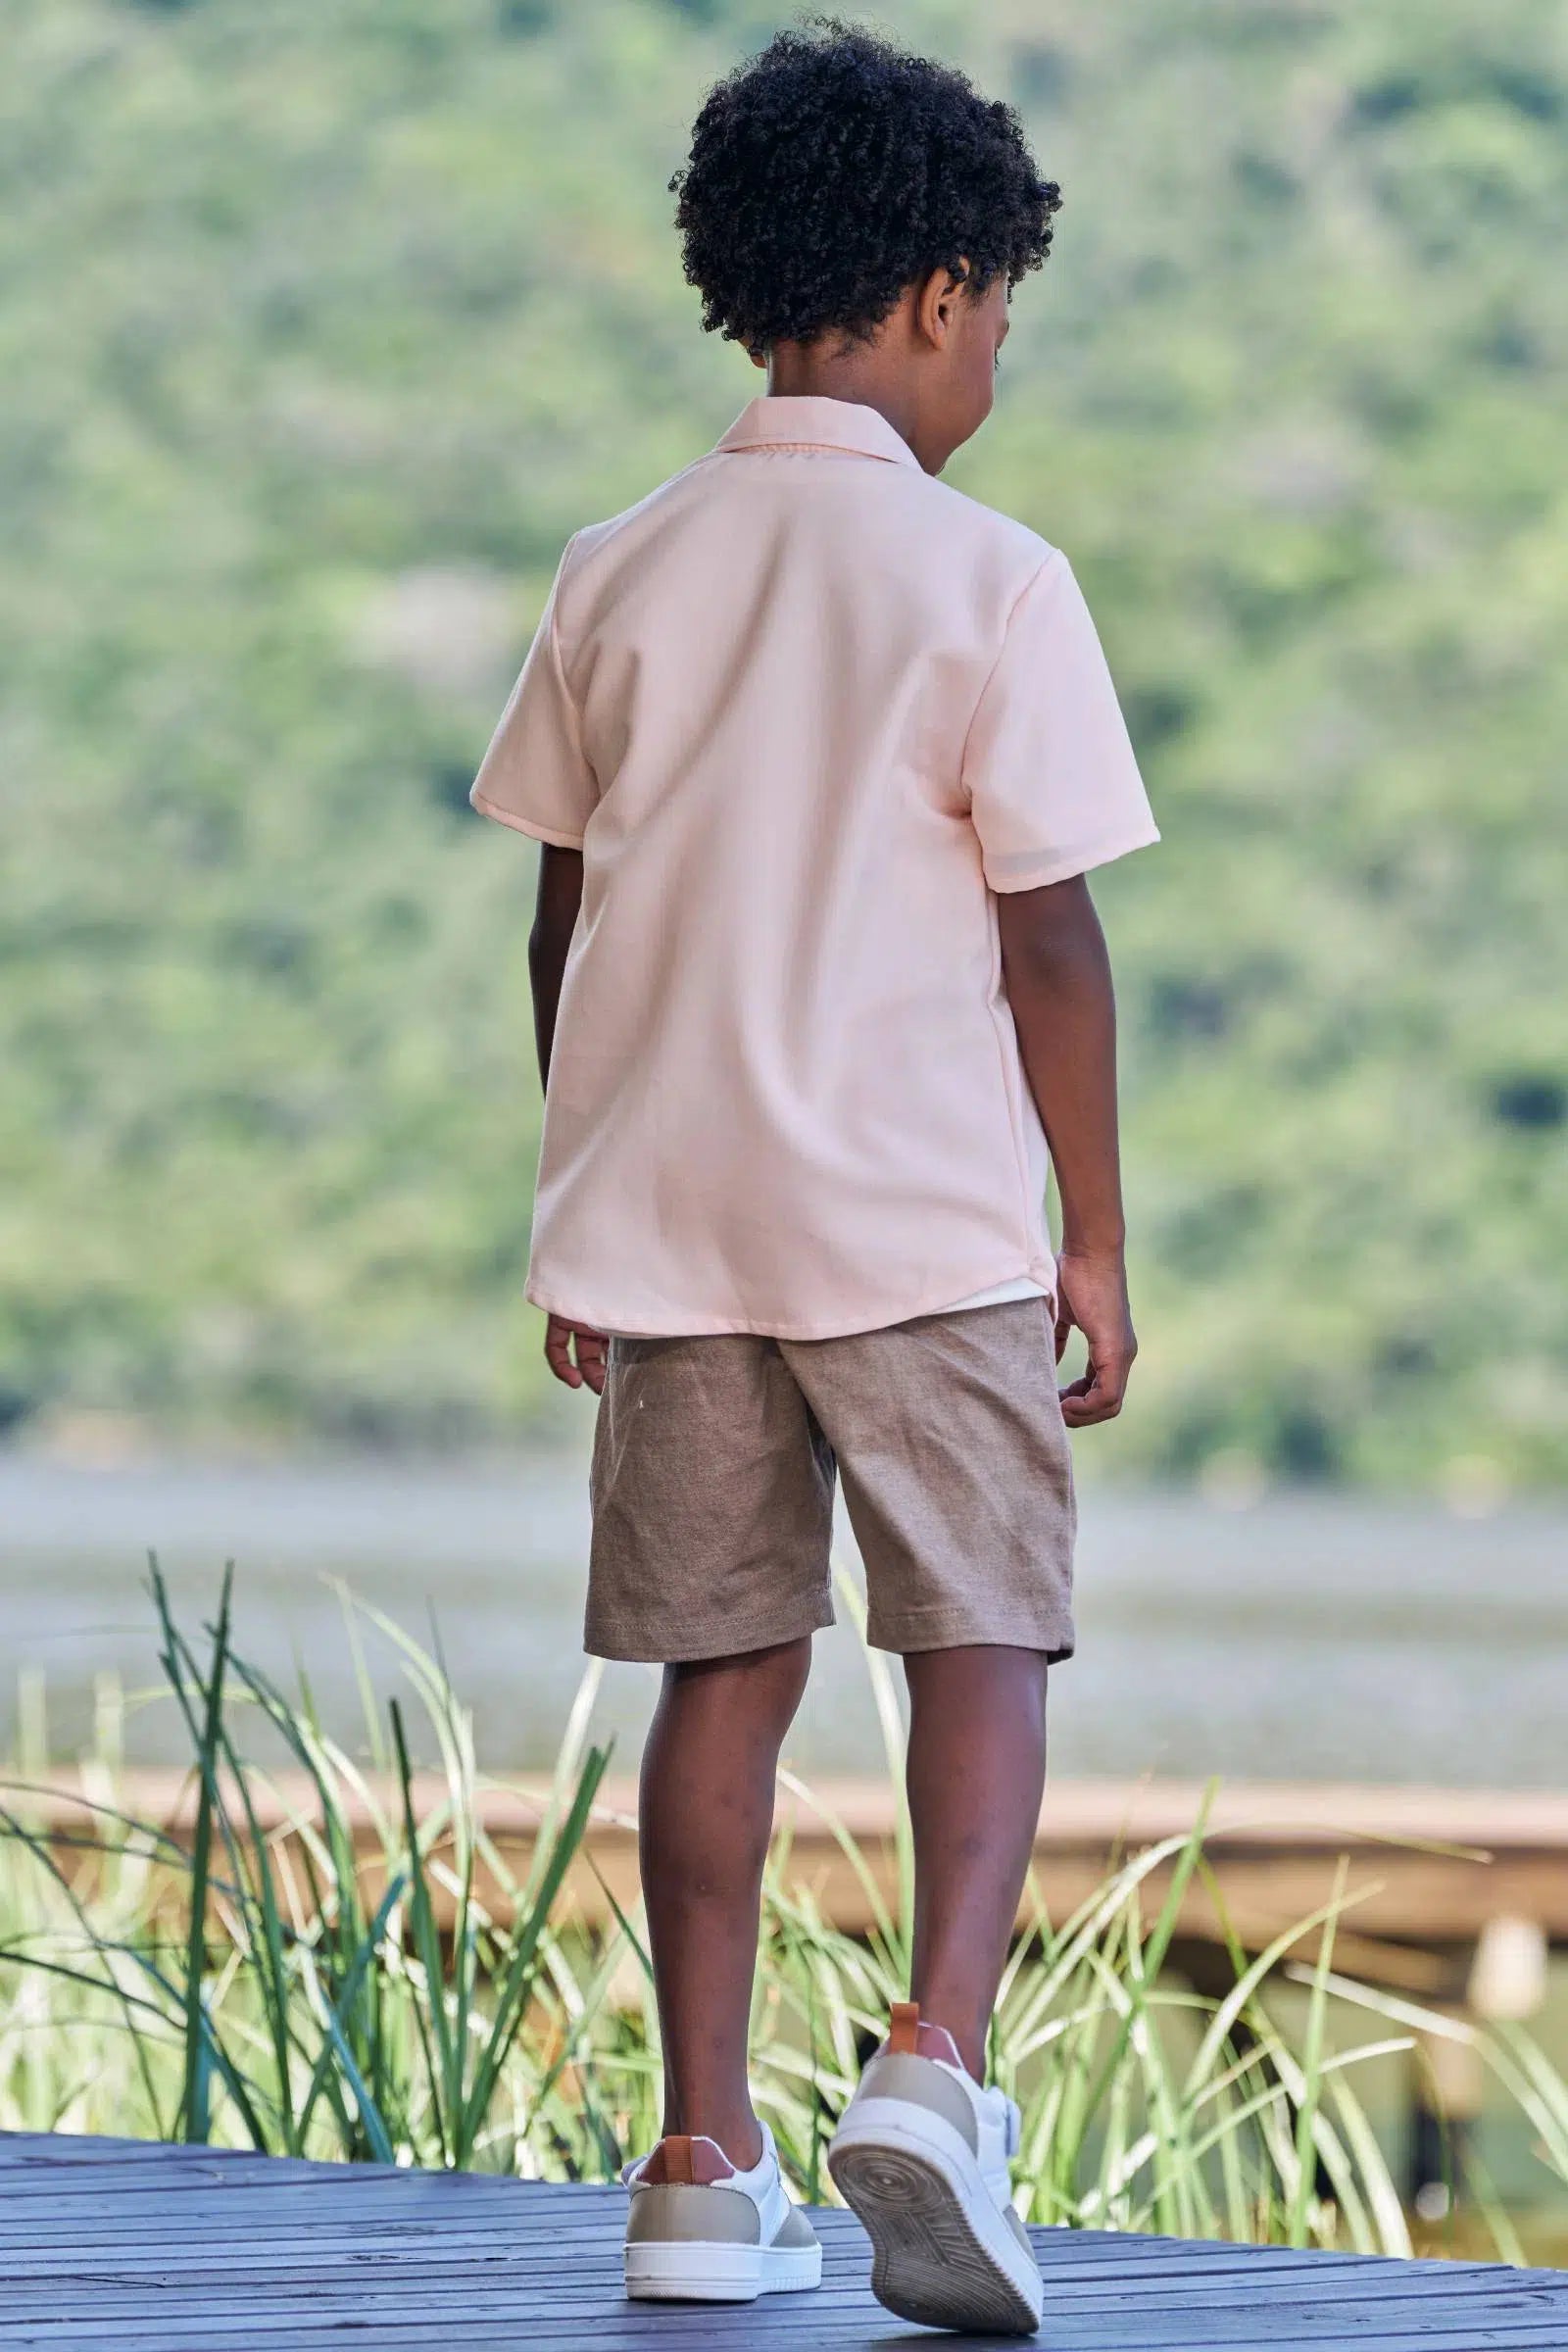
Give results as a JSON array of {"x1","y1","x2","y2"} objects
[{"x1": 944, "y1": 1273, "x2": 1051, "y2": 1314}]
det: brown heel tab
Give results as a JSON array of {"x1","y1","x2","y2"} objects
[
  {"x1": 643, "y1": 2135, "x2": 695, "y2": 2185},
  {"x1": 888, "y1": 2001, "x2": 920, "y2": 2054}
]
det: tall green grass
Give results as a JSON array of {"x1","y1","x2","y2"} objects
[
  {"x1": 0, "y1": 1562, "x2": 612, "y2": 2174},
  {"x1": 1, "y1": 1566, "x2": 1562, "y2": 2255}
]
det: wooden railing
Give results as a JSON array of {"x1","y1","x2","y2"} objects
[{"x1": 20, "y1": 1770, "x2": 1566, "y2": 2002}]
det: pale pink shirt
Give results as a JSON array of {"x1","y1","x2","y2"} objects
[{"x1": 472, "y1": 396, "x2": 1157, "y2": 1340}]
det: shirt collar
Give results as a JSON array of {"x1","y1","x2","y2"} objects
[{"x1": 713, "y1": 396, "x2": 920, "y2": 471}]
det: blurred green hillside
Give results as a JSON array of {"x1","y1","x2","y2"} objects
[{"x1": 3, "y1": 0, "x2": 1565, "y2": 1485}]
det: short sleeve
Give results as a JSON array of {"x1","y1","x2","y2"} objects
[
  {"x1": 469, "y1": 540, "x2": 597, "y2": 848},
  {"x1": 962, "y1": 551, "x2": 1159, "y2": 892}
]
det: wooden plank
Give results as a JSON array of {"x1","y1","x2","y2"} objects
[
  {"x1": 0, "y1": 2172, "x2": 530, "y2": 2206},
  {"x1": 0, "y1": 2247, "x2": 1541, "y2": 2300},
  {"x1": 36, "y1": 2334, "x2": 1548, "y2": 2352},
  {"x1": 0, "y1": 2274, "x2": 1542, "y2": 2328},
  {"x1": 0, "y1": 2232, "x2": 1458, "y2": 2275},
  {"x1": 0, "y1": 2258, "x2": 1431, "y2": 2318},
  {"x1": 0, "y1": 2165, "x2": 541, "y2": 2200},
  {"x1": 0, "y1": 2218, "x2": 1396, "y2": 2268},
  {"x1": 0, "y1": 2203, "x2": 571, "y2": 2243},
  {"x1": 31, "y1": 1769, "x2": 1568, "y2": 1855},
  {"x1": 0, "y1": 2246, "x2": 1462, "y2": 2298},
  {"x1": 0, "y1": 2260, "x2": 1561, "y2": 2316},
  {"x1": 0, "y1": 2175, "x2": 1396, "y2": 2256},
  {"x1": 1, "y1": 2277, "x2": 1564, "y2": 2352},
  {"x1": 12, "y1": 2301, "x2": 1555, "y2": 2347},
  {"x1": 0, "y1": 2169, "x2": 531, "y2": 2202},
  {"x1": 0, "y1": 2180, "x2": 596, "y2": 2218},
  {"x1": 0, "y1": 2135, "x2": 397, "y2": 2177},
  {"x1": 0, "y1": 2155, "x2": 344, "y2": 2188},
  {"x1": 0, "y1": 2242, "x2": 1418, "y2": 2284},
  {"x1": 0, "y1": 2220, "x2": 1519, "y2": 2298},
  {"x1": 137, "y1": 2330, "x2": 1568, "y2": 2352}
]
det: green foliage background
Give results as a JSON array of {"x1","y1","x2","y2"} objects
[{"x1": 3, "y1": 0, "x2": 1565, "y2": 1483}]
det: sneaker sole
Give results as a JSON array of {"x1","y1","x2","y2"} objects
[
  {"x1": 829, "y1": 2122, "x2": 1041, "y2": 2336},
  {"x1": 623, "y1": 2236, "x2": 822, "y2": 2302}
]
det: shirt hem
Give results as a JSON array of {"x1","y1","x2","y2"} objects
[
  {"x1": 986, "y1": 820, "x2": 1161, "y2": 893},
  {"x1": 469, "y1": 792, "x2": 585, "y2": 850},
  {"x1": 526, "y1": 1255, "x2": 1059, "y2": 1343}
]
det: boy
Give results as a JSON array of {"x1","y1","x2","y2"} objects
[{"x1": 471, "y1": 22, "x2": 1156, "y2": 2336}]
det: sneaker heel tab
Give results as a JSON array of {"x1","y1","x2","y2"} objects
[
  {"x1": 888, "y1": 2000, "x2": 920, "y2": 2054},
  {"x1": 659, "y1": 2134, "x2": 695, "y2": 2185}
]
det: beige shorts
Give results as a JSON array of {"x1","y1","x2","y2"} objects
[{"x1": 586, "y1": 1298, "x2": 1075, "y2": 1663}]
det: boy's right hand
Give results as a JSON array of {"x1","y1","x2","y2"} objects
[
  {"x1": 545, "y1": 1314, "x2": 610, "y2": 1396},
  {"x1": 1054, "y1": 1250, "x2": 1137, "y2": 1427}
]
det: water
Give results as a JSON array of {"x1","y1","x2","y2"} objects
[{"x1": 2, "y1": 1450, "x2": 1563, "y2": 1788}]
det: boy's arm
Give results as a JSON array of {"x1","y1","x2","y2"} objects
[
  {"x1": 998, "y1": 875, "x2": 1137, "y2": 1426},
  {"x1": 530, "y1": 846, "x2": 607, "y2": 1394}
]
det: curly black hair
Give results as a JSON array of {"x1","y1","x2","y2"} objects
[{"x1": 670, "y1": 19, "x2": 1061, "y2": 353}]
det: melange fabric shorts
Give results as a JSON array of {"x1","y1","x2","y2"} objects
[{"x1": 586, "y1": 1298, "x2": 1076, "y2": 1665}]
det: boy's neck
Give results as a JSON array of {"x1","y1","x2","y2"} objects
[
  {"x1": 762, "y1": 344, "x2": 929, "y2": 471},
  {"x1": 759, "y1": 269, "x2": 1005, "y2": 475}
]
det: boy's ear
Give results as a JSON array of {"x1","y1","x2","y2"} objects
[
  {"x1": 916, "y1": 260, "x2": 971, "y2": 351},
  {"x1": 749, "y1": 346, "x2": 766, "y2": 369}
]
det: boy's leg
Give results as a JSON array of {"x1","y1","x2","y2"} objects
[
  {"x1": 777, "y1": 1305, "x2": 1069, "y2": 2081},
  {"x1": 782, "y1": 1310, "x2": 1061, "y2": 2331},
  {"x1": 904, "y1": 1643, "x2": 1049, "y2": 2079},
  {"x1": 589, "y1": 1334, "x2": 836, "y2": 2167},
  {"x1": 639, "y1": 1636, "x2": 813, "y2": 2166},
  {"x1": 827, "y1": 1640, "x2": 1050, "y2": 2333}
]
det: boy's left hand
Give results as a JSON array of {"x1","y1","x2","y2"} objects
[
  {"x1": 545, "y1": 1314, "x2": 609, "y2": 1395},
  {"x1": 1054, "y1": 1249, "x2": 1137, "y2": 1426}
]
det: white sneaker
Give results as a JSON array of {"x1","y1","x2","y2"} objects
[
  {"x1": 827, "y1": 2001, "x2": 1042, "y2": 2335},
  {"x1": 621, "y1": 2121, "x2": 822, "y2": 2303}
]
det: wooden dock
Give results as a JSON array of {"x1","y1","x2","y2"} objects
[{"x1": 1, "y1": 2130, "x2": 1565, "y2": 2349}]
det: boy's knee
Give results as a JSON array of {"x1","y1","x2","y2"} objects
[
  {"x1": 739, "y1": 1634, "x2": 814, "y2": 1727},
  {"x1": 662, "y1": 1633, "x2": 812, "y2": 1722}
]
